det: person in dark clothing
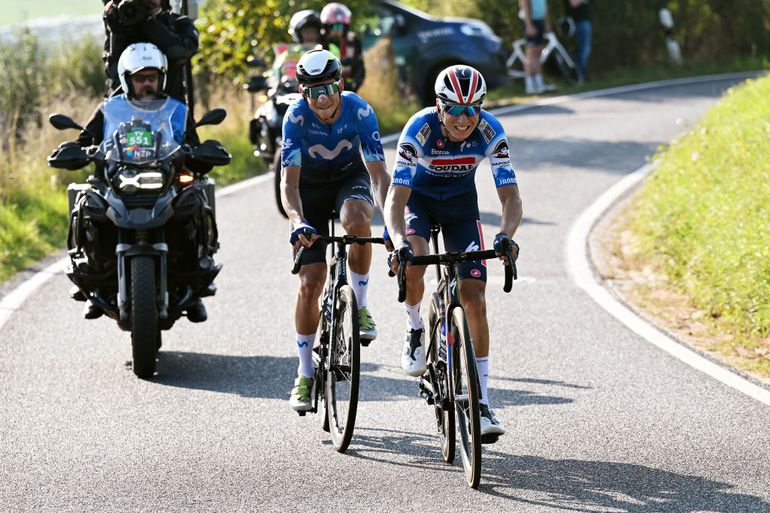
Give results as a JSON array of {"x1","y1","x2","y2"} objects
[
  {"x1": 102, "y1": 0, "x2": 198, "y2": 103},
  {"x1": 320, "y1": 3, "x2": 365, "y2": 92},
  {"x1": 563, "y1": 0, "x2": 591, "y2": 82}
]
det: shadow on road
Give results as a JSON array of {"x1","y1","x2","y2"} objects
[
  {"x1": 347, "y1": 427, "x2": 770, "y2": 512},
  {"x1": 153, "y1": 353, "x2": 577, "y2": 409},
  {"x1": 154, "y1": 351, "x2": 297, "y2": 398},
  {"x1": 480, "y1": 452, "x2": 770, "y2": 512}
]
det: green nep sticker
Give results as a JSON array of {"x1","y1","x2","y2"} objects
[{"x1": 126, "y1": 129, "x2": 153, "y2": 147}]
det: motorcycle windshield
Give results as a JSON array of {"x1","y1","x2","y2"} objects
[{"x1": 99, "y1": 99, "x2": 184, "y2": 165}]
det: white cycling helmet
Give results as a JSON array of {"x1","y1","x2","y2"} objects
[
  {"x1": 117, "y1": 42, "x2": 168, "y2": 97},
  {"x1": 434, "y1": 64, "x2": 487, "y2": 104},
  {"x1": 296, "y1": 48, "x2": 342, "y2": 85}
]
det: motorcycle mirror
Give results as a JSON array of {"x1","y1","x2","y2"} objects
[
  {"x1": 49, "y1": 113, "x2": 84, "y2": 132},
  {"x1": 196, "y1": 108, "x2": 227, "y2": 127},
  {"x1": 244, "y1": 75, "x2": 268, "y2": 93}
]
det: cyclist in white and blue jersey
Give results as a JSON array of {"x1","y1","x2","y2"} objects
[
  {"x1": 281, "y1": 49, "x2": 390, "y2": 412},
  {"x1": 384, "y1": 65, "x2": 523, "y2": 437}
]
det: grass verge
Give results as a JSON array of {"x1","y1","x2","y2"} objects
[{"x1": 606, "y1": 74, "x2": 770, "y2": 378}]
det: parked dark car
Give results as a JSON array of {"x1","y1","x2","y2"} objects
[{"x1": 361, "y1": 0, "x2": 508, "y2": 105}]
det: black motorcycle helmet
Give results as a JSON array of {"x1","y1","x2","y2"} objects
[
  {"x1": 296, "y1": 48, "x2": 342, "y2": 85},
  {"x1": 288, "y1": 10, "x2": 324, "y2": 44}
]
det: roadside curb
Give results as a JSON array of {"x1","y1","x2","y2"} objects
[{"x1": 566, "y1": 163, "x2": 770, "y2": 406}]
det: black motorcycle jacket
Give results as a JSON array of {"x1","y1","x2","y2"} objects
[{"x1": 104, "y1": 5, "x2": 199, "y2": 103}]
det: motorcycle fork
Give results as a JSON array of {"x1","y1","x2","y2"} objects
[{"x1": 116, "y1": 228, "x2": 170, "y2": 325}]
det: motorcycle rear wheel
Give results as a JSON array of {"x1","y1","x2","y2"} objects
[{"x1": 130, "y1": 256, "x2": 159, "y2": 379}]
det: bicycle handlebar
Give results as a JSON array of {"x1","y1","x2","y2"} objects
[
  {"x1": 291, "y1": 234, "x2": 385, "y2": 275},
  {"x1": 395, "y1": 247, "x2": 517, "y2": 302}
]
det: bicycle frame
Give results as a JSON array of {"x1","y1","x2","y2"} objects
[{"x1": 506, "y1": 32, "x2": 577, "y2": 79}]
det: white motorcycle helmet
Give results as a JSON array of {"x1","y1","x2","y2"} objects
[{"x1": 117, "y1": 43, "x2": 168, "y2": 97}]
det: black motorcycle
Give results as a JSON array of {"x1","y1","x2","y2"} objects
[
  {"x1": 47, "y1": 99, "x2": 231, "y2": 379},
  {"x1": 246, "y1": 44, "x2": 308, "y2": 219}
]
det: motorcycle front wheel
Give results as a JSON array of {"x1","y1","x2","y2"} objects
[{"x1": 130, "y1": 256, "x2": 159, "y2": 379}]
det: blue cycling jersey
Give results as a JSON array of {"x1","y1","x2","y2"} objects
[
  {"x1": 392, "y1": 107, "x2": 517, "y2": 200},
  {"x1": 281, "y1": 91, "x2": 385, "y2": 178}
]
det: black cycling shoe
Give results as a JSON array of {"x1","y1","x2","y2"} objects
[
  {"x1": 83, "y1": 301, "x2": 103, "y2": 319},
  {"x1": 186, "y1": 299, "x2": 208, "y2": 323}
]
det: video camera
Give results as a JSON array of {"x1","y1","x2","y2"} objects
[{"x1": 115, "y1": 0, "x2": 152, "y2": 26}]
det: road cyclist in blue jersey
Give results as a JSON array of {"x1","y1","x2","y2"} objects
[
  {"x1": 384, "y1": 65, "x2": 523, "y2": 437},
  {"x1": 281, "y1": 48, "x2": 391, "y2": 412}
]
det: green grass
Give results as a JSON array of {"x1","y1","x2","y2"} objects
[
  {"x1": 0, "y1": 0, "x2": 98, "y2": 25},
  {"x1": 629, "y1": 74, "x2": 770, "y2": 374}
]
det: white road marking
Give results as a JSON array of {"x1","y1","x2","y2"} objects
[{"x1": 566, "y1": 163, "x2": 770, "y2": 406}]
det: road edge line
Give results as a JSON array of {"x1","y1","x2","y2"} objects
[{"x1": 566, "y1": 163, "x2": 770, "y2": 406}]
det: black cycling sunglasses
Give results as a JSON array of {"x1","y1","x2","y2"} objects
[{"x1": 302, "y1": 81, "x2": 341, "y2": 100}]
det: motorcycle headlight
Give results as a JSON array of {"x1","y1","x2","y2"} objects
[{"x1": 116, "y1": 168, "x2": 165, "y2": 195}]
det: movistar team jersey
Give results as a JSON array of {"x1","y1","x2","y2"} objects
[
  {"x1": 281, "y1": 91, "x2": 385, "y2": 180},
  {"x1": 392, "y1": 107, "x2": 517, "y2": 200}
]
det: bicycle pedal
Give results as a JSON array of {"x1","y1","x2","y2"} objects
[
  {"x1": 481, "y1": 433, "x2": 501, "y2": 445},
  {"x1": 297, "y1": 411, "x2": 307, "y2": 417}
]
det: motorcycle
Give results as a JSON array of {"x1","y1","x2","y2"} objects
[
  {"x1": 47, "y1": 99, "x2": 231, "y2": 379},
  {"x1": 247, "y1": 43, "x2": 308, "y2": 219}
]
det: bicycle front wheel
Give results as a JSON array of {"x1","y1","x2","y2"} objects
[
  {"x1": 325, "y1": 284, "x2": 360, "y2": 452},
  {"x1": 450, "y1": 306, "x2": 481, "y2": 488},
  {"x1": 428, "y1": 292, "x2": 454, "y2": 463}
]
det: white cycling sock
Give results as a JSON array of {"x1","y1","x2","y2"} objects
[
  {"x1": 476, "y1": 356, "x2": 489, "y2": 406},
  {"x1": 405, "y1": 302, "x2": 424, "y2": 331},
  {"x1": 350, "y1": 271, "x2": 369, "y2": 309},
  {"x1": 296, "y1": 332, "x2": 316, "y2": 378},
  {"x1": 525, "y1": 75, "x2": 535, "y2": 93}
]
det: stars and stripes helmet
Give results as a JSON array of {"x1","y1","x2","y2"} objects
[{"x1": 434, "y1": 65, "x2": 487, "y2": 104}]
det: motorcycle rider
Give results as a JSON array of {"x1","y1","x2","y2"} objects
[
  {"x1": 320, "y1": 3, "x2": 365, "y2": 92},
  {"x1": 74, "y1": 42, "x2": 212, "y2": 322},
  {"x1": 102, "y1": 0, "x2": 198, "y2": 103}
]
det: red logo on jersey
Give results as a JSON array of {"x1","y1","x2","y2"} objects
[{"x1": 436, "y1": 139, "x2": 445, "y2": 148}]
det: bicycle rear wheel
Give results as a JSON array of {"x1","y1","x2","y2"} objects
[
  {"x1": 450, "y1": 306, "x2": 481, "y2": 488},
  {"x1": 427, "y1": 292, "x2": 455, "y2": 463},
  {"x1": 325, "y1": 284, "x2": 360, "y2": 452}
]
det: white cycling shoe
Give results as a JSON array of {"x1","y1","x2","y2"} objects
[
  {"x1": 401, "y1": 328, "x2": 426, "y2": 377},
  {"x1": 479, "y1": 403, "x2": 506, "y2": 439}
]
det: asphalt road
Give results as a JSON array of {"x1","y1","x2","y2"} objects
[{"x1": 2, "y1": 76, "x2": 769, "y2": 512}]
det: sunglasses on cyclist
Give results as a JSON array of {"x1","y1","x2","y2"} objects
[
  {"x1": 302, "y1": 81, "x2": 341, "y2": 100},
  {"x1": 440, "y1": 101, "x2": 482, "y2": 117},
  {"x1": 329, "y1": 23, "x2": 346, "y2": 32}
]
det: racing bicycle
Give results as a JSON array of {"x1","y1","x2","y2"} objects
[
  {"x1": 507, "y1": 31, "x2": 580, "y2": 85},
  {"x1": 292, "y1": 221, "x2": 384, "y2": 452},
  {"x1": 394, "y1": 225, "x2": 516, "y2": 488}
]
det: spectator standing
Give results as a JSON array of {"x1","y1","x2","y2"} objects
[
  {"x1": 564, "y1": 0, "x2": 591, "y2": 82},
  {"x1": 519, "y1": 0, "x2": 552, "y2": 94}
]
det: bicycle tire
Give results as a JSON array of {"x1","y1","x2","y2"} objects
[
  {"x1": 450, "y1": 306, "x2": 481, "y2": 488},
  {"x1": 317, "y1": 285, "x2": 331, "y2": 433},
  {"x1": 325, "y1": 284, "x2": 360, "y2": 452},
  {"x1": 554, "y1": 51, "x2": 580, "y2": 84},
  {"x1": 427, "y1": 292, "x2": 455, "y2": 463}
]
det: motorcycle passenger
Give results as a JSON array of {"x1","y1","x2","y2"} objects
[
  {"x1": 384, "y1": 65, "x2": 523, "y2": 438},
  {"x1": 75, "y1": 42, "x2": 212, "y2": 322},
  {"x1": 320, "y1": 3, "x2": 365, "y2": 92},
  {"x1": 282, "y1": 49, "x2": 390, "y2": 412},
  {"x1": 103, "y1": 0, "x2": 198, "y2": 103}
]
